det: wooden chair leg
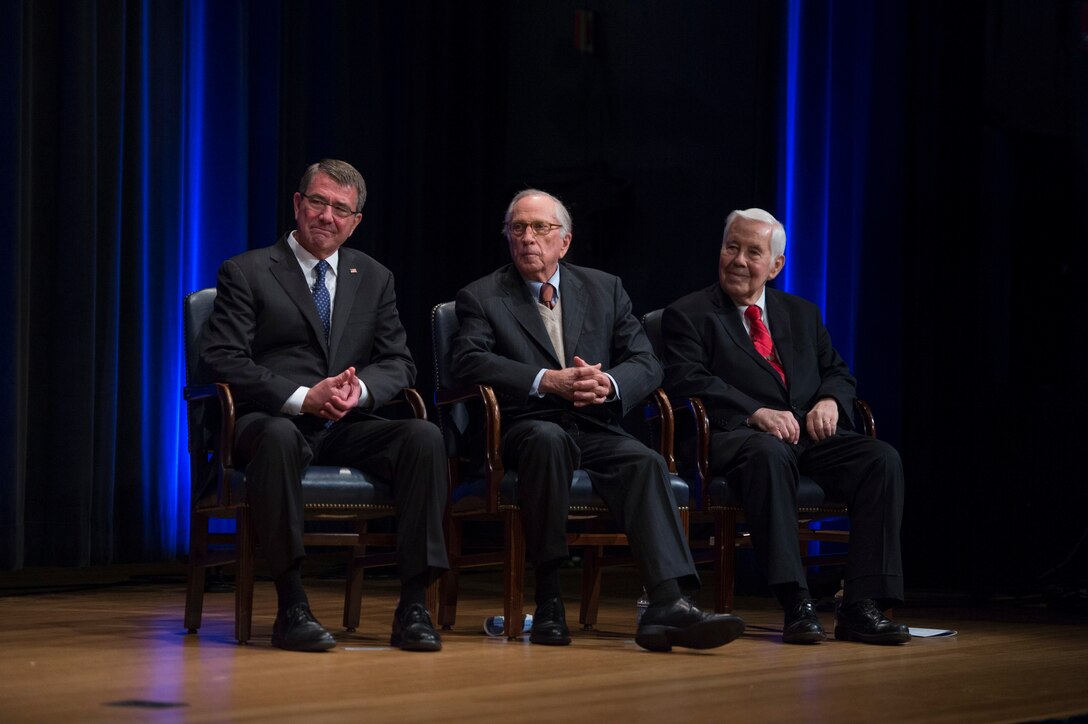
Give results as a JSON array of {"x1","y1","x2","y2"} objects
[
  {"x1": 579, "y1": 545, "x2": 602, "y2": 630},
  {"x1": 503, "y1": 509, "x2": 526, "y2": 639},
  {"x1": 343, "y1": 521, "x2": 367, "y2": 632},
  {"x1": 438, "y1": 518, "x2": 463, "y2": 630},
  {"x1": 185, "y1": 512, "x2": 209, "y2": 634},
  {"x1": 426, "y1": 576, "x2": 439, "y2": 618},
  {"x1": 234, "y1": 508, "x2": 255, "y2": 645},
  {"x1": 715, "y1": 510, "x2": 738, "y2": 614}
]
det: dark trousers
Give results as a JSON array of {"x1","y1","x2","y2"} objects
[
  {"x1": 502, "y1": 418, "x2": 698, "y2": 591},
  {"x1": 710, "y1": 430, "x2": 904, "y2": 606},
  {"x1": 234, "y1": 412, "x2": 449, "y2": 583}
]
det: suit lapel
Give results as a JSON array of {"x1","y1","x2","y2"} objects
[
  {"x1": 329, "y1": 252, "x2": 362, "y2": 362},
  {"x1": 714, "y1": 285, "x2": 786, "y2": 391},
  {"x1": 766, "y1": 289, "x2": 793, "y2": 391},
  {"x1": 269, "y1": 235, "x2": 330, "y2": 357},
  {"x1": 560, "y1": 267, "x2": 586, "y2": 365},
  {"x1": 500, "y1": 268, "x2": 562, "y2": 366}
]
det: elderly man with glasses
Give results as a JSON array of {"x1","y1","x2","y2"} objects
[{"x1": 450, "y1": 188, "x2": 745, "y2": 652}]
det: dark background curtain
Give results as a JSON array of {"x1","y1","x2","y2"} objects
[{"x1": 2, "y1": 0, "x2": 1085, "y2": 602}]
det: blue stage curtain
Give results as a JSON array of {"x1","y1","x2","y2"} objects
[
  {"x1": 1, "y1": 0, "x2": 510, "y2": 569},
  {"x1": 1, "y1": 0, "x2": 278, "y2": 568},
  {"x1": 776, "y1": 0, "x2": 908, "y2": 551},
  {"x1": 776, "y1": 0, "x2": 906, "y2": 443}
]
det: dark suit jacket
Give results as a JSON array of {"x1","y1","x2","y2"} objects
[
  {"x1": 451, "y1": 262, "x2": 662, "y2": 432},
  {"x1": 662, "y1": 283, "x2": 856, "y2": 442},
  {"x1": 199, "y1": 234, "x2": 416, "y2": 417}
]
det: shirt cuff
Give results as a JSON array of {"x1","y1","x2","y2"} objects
[
  {"x1": 530, "y1": 368, "x2": 547, "y2": 398},
  {"x1": 283, "y1": 387, "x2": 307, "y2": 416},
  {"x1": 605, "y1": 373, "x2": 619, "y2": 401}
]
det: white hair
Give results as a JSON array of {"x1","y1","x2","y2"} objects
[
  {"x1": 503, "y1": 189, "x2": 572, "y2": 238},
  {"x1": 723, "y1": 208, "x2": 786, "y2": 259}
]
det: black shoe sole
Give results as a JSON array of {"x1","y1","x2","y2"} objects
[
  {"x1": 529, "y1": 632, "x2": 572, "y2": 646},
  {"x1": 783, "y1": 628, "x2": 827, "y2": 644},
  {"x1": 271, "y1": 634, "x2": 336, "y2": 652},
  {"x1": 833, "y1": 625, "x2": 911, "y2": 645},
  {"x1": 390, "y1": 634, "x2": 442, "y2": 652},
  {"x1": 635, "y1": 616, "x2": 745, "y2": 652}
]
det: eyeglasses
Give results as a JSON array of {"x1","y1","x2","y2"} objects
[
  {"x1": 301, "y1": 193, "x2": 359, "y2": 219},
  {"x1": 506, "y1": 221, "x2": 564, "y2": 237}
]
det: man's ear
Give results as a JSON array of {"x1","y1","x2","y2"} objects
[{"x1": 767, "y1": 253, "x2": 785, "y2": 279}]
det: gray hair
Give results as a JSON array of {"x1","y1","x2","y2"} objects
[
  {"x1": 723, "y1": 208, "x2": 786, "y2": 260},
  {"x1": 503, "y1": 189, "x2": 572, "y2": 238},
  {"x1": 299, "y1": 159, "x2": 368, "y2": 212}
]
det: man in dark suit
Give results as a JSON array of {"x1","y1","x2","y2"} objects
[
  {"x1": 662, "y1": 208, "x2": 908, "y2": 645},
  {"x1": 200, "y1": 159, "x2": 448, "y2": 652},
  {"x1": 451, "y1": 189, "x2": 744, "y2": 652}
]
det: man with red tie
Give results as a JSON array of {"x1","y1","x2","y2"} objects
[{"x1": 662, "y1": 208, "x2": 909, "y2": 645}]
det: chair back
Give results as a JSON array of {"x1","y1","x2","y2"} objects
[
  {"x1": 641, "y1": 308, "x2": 664, "y2": 358},
  {"x1": 430, "y1": 301, "x2": 474, "y2": 458},
  {"x1": 183, "y1": 288, "x2": 218, "y2": 386},
  {"x1": 430, "y1": 301, "x2": 460, "y2": 392},
  {"x1": 182, "y1": 288, "x2": 218, "y2": 499}
]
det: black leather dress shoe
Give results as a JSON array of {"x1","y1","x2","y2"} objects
[
  {"x1": 635, "y1": 598, "x2": 745, "y2": 652},
  {"x1": 782, "y1": 599, "x2": 827, "y2": 644},
  {"x1": 271, "y1": 602, "x2": 336, "y2": 652},
  {"x1": 529, "y1": 597, "x2": 571, "y2": 645},
  {"x1": 834, "y1": 599, "x2": 911, "y2": 645},
  {"x1": 390, "y1": 602, "x2": 442, "y2": 651}
]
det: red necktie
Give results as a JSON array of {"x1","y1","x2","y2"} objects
[
  {"x1": 539, "y1": 282, "x2": 556, "y2": 309},
  {"x1": 745, "y1": 305, "x2": 786, "y2": 385}
]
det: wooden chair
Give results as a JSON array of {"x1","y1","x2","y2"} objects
[
  {"x1": 641, "y1": 308, "x2": 874, "y2": 613},
  {"x1": 429, "y1": 301, "x2": 689, "y2": 637},
  {"x1": 182, "y1": 288, "x2": 434, "y2": 644}
]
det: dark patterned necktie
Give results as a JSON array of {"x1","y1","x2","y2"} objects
[
  {"x1": 539, "y1": 282, "x2": 556, "y2": 309},
  {"x1": 745, "y1": 305, "x2": 785, "y2": 385},
  {"x1": 312, "y1": 260, "x2": 331, "y2": 342}
]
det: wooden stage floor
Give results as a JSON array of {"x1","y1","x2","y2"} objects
[{"x1": 1, "y1": 564, "x2": 1086, "y2": 722}]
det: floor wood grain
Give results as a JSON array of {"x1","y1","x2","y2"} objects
[{"x1": 1, "y1": 566, "x2": 1085, "y2": 722}]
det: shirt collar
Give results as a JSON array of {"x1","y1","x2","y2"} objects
[
  {"x1": 524, "y1": 266, "x2": 561, "y2": 303},
  {"x1": 288, "y1": 231, "x2": 339, "y2": 276},
  {"x1": 731, "y1": 287, "x2": 767, "y2": 314}
]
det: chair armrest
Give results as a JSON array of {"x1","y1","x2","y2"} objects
[
  {"x1": 184, "y1": 382, "x2": 237, "y2": 470},
  {"x1": 656, "y1": 395, "x2": 712, "y2": 509},
  {"x1": 687, "y1": 398, "x2": 713, "y2": 509},
  {"x1": 381, "y1": 387, "x2": 428, "y2": 421},
  {"x1": 434, "y1": 384, "x2": 504, "y2": 512},
  {"x1": 183, "y1": 382, "x2": 239, "y2": 506},
  {"x1": 642, "y1": 388, "x2": 677, "y2": 474},
  {"x1": 854, "y1": 398, "x2": 876, "y2": 438},
  {"x1": 680, "y1": 396, "x2": 877, "y2": 509}
]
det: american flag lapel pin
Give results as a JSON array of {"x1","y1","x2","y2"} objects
[{"x1": 350, "y1": 267, "x2": 358, "y2": 273}]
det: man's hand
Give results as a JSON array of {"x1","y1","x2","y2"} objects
[
  {"x1": 540, "y1": 355, "x2": 613, "y2": 407},
  {"x1": 748, "y1": 407, "x2": 801, "y2": 444},
  {"x1": 804, "y1": 397, "x2": 839, "y2": 442},
  {"x1": 302, "y1": 366, "x2": 361, "y2": 422}
]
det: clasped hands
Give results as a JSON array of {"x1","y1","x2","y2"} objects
[
  {"x1": 540, "y1": 355, "x2": 612, "y2": 408},
  {"x1": 748, "y1": 397, "x2": 839, "y2": 444},
  {"x1": 302, "y1": 366, "x2": 361, "y2": 421}
]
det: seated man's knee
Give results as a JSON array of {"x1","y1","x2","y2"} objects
[
  {"x1": 738, "y1": 434, "x2": 795, "y2": 469},
  {"x1": 256, "y1": 417, "x2": 306, "y2": 450},
  {"x1": 516, "y1": 421, "x2": 571, "y2": 454},
  {"x1": 401, "y1": 418, "x2": 444, "y2": 452},
  {"x1": 627, "y1": 441, "x2": 670, "y2": 477},
  {"x1": 240, "y1": 416, "x2": 309, "y2": 469}
]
